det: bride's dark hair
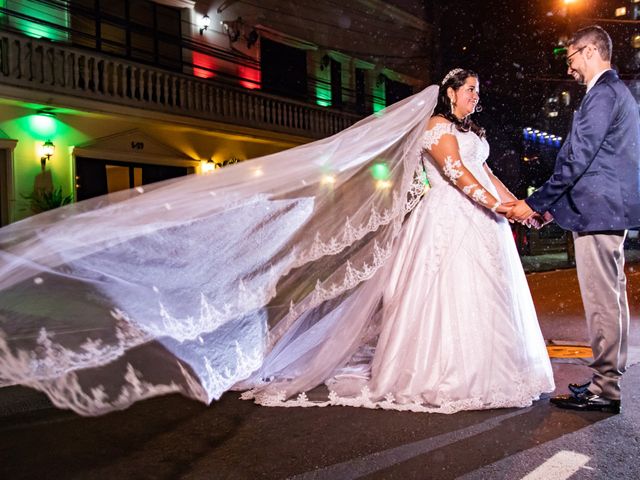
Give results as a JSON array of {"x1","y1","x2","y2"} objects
[{"x1": 433, "y1": 68, "x2": 485, "y2": 139}]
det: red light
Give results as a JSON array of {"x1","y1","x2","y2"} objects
[
  {"x1": 193, "y1": 52, "x2": 216, "y2": 79},
  {"x1": 238, "y1": 65, "x2": 261, "y2": 90}
]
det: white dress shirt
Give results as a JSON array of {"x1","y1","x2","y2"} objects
[{"x1": 586, "y1": 68, "x2": 612, "y2": 93}]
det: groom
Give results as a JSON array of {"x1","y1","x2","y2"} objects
[{"x1": 507, "y1": 25, "x2": 640, "y2": 414}]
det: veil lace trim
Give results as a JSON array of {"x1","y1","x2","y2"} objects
[{"x1": 297, "y1": 171, "x2": 426, "y2": 265}]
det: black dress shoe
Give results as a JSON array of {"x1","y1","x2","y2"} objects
[
  {"x1": 551, "y1": 390, "x2": 620, "y2": 414},
  {"x1": 568, "y1": 381, "x2": 591, "y2": 395}
]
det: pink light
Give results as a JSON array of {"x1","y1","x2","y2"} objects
[
  {"x1": 238, "y1": 65, "x2": 261, "y2": 90},
  {"x1": 193, "y1": 52, "x2": 216, "y2": 79}
]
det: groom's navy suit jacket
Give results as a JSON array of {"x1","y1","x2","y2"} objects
[{"x1": 526, "y1": 70, "x2": 640, "y2": 232}]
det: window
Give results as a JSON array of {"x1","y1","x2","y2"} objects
[
  {"x1": 330, "y1": 59, "x2": 343, "y2": 107},
  {"x1": 260, "y1": 38, "x2": 307, "y2": 99},
  {"x1": 385, "y1": 78, "x2": 413, "y2": 106},
  {"x1": 69, "y1": 0, "x2": 182, "y2": 71},
  {"x1": 355, "y1": 68, "x2": 367, "y2": 114}
]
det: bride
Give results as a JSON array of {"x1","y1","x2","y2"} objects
[{"x1": 0, "y1": 69, "x2": 554, "y2": 416}]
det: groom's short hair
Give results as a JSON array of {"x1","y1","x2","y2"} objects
[{"x1": 569, "y1": 26, "x2": 612, "y2": 61}]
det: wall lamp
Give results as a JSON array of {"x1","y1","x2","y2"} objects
[
  {"x1": 200, "y1": 14, "x2": 211, "y2": 35},
  {"x1": 36, "y1": 108, "x2": 56, "y2": 117},
  {"x1": 201, "y1": 158, "x2": 216, "y2": 173},
  {"x1": 40, "y1": 139, "x2": 55, "y2": 170}
]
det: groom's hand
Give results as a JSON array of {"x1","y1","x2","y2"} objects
[
  {"x1": 504, "y1": 199, "x2": 534, "y2": 222},
  {"x1": 524, "y1": 213, "x2": 544, "y2": 229}
]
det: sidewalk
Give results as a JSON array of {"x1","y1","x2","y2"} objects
[{"x1": 521, "y1": 246, "x2": 640, "y2": 273}]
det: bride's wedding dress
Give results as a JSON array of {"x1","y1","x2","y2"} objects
[
  {"x1": 241, "y1": 122, "x2": 555, "y2": 413},
  {"x1": 0, "y1": 86, "x2": 553, "y2": 415}
]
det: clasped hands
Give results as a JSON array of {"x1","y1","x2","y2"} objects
[{"x1": 500, "y1": 200, "x2": 552, "y2": 229}]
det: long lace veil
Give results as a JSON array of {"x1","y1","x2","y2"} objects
[{"x1": 0, "y1": 85, "x2": 439, "y2": 415}]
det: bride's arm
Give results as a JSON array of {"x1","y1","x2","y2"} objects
[
  {"x1": 483, "y1": 163, "x2": 517, "y2": 203},
  {"x1": 424, "y1": 118, "x2": 509, "y2": 215}
]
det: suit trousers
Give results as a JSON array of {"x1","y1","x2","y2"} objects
[{"x1": 573, "y1": 231, "x2": 629, "y2": 400}]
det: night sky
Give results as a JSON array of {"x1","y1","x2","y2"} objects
[
  {"x1": 435, "y1": 0, "x2": 640, "y2": 195},
  {"x1": 434, "y1": 0, "x2": 639, "y2": 193},
  {"x1": 437, "y1": 1, "x2": 546, "y2": 191}
]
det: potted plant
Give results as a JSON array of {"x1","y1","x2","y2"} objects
[{"x1": 22, "y1": 186, "x2": 73, "y2": 214}]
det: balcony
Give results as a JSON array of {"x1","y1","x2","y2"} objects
[{"x1": 0, "y1": 31, "x2": 361, "y2": 139}]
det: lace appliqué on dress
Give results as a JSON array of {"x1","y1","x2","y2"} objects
[
  {"x1": 442, "y1": 156, "x2": 464, "y2": 185},
  {"x1": 424, "y1": 122, "x2": 496, "y2": 206},
  {"x1": 422, "y1": 122, "x2": 454, "y2": 150},
  {"x1": 462, "y1": 183, "x2": 489, "y2": 205},
  {"x1": 471, "y1": 188, "x2": 489, "y2": 205}
]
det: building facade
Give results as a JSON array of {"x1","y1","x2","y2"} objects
[{"x1": 0, "y1": 0, "x2": 436, "y2": 225}]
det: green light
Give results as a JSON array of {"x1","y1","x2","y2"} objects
[
  {"x1": 370, "y1": 162, "x2": 390, "y2": 180},
  {"x1": 553, "y1": 47, "x2": 566, "y2": 56},
  {"x1": 26, "y1": 114, "x2": 58, "y2": 137},
  {"x1": 314, "y1": 62, "x2": 332, "y2": 107},
  {"x1": 315, "y1": 79, "x2": 331, "y2": 106},
  {"x1": 421, "y1": 170, "x2": 430, "y2": 187},
  {"x1": 6, "y1": 1, "x2": 69, "y2": 42},
  {"x1": 373, "y1": 80, "x2": 386, "y2": 114},
  {"x1": 373, "y1": 95, "x2": 385, "y2": 114}
]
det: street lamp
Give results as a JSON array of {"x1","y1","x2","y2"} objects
[{"x1": 561, "y1": 0, "x2": 580, "y2": 16}]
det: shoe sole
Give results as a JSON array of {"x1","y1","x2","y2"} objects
[{"x1": 551, "y1": 401, "x2": 620, "y2": 414}]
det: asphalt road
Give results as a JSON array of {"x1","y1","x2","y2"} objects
[{"x1": 0, "y1": 261, "x2": 639, "y2": 479}]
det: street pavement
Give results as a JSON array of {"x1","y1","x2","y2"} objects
[{"x1": 0, "y1": 254, "x2": 639, "y2": 480}]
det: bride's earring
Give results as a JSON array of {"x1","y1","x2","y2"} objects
[{"x1": 449, "y1": 97, "x2": 456, "y2": 115}]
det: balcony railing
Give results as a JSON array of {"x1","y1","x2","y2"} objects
[{"x1": 0, "y1": 32, "x2": 360, "y2": 138}]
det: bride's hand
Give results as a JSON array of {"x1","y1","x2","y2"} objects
[{"x1": 495, "y1": 204, "x2": 513, "y2": 218}]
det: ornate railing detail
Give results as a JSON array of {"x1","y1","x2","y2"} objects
[{"x1": 0, "y1": 32, "x2": 360, "y2": 138}]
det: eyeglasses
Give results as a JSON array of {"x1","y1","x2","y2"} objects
[{"x1": 566, "y1": 46, "x2": 587, "y2": 67}]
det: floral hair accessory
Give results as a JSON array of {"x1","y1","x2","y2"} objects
[{"x1": 441, "y1": 68, "x2": 464, "y2": 85}]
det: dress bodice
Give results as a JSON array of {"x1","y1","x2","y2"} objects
[
  {"x1": 421, "y1": 123, "x2": 492, "y2": 193},
  {"x1": 451, "y1": 128, "x2": 490, "y2": 168}
]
